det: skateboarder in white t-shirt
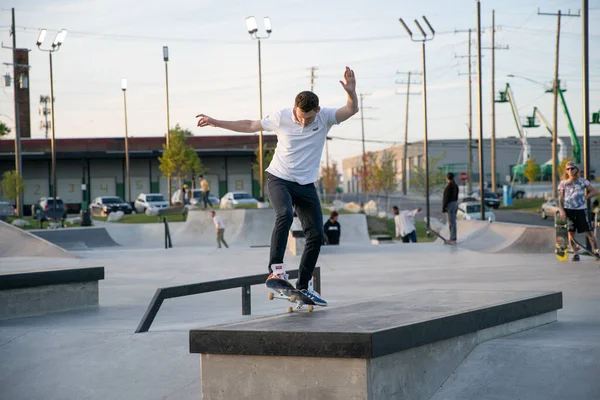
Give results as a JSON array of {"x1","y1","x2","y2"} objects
[{"x1": 196, "y1": 67, "x2": 359, "y2": 305}]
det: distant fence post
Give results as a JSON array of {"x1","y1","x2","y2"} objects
[
  {"x1": 163, "y1": 217, "x2": 173, "y2": 249},
  {"x1": 242, "y1": 285, "x2": 251, "y2": 315}
]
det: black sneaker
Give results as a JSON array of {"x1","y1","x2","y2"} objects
[{"x1": 572, "y1": 254, "x2": 580, "y2": 262}]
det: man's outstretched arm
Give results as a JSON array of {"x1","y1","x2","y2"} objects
[
  {"x1": 196, "y1": 114, "x2": 263, "y2": 133},
  {"x1": 335, "y1": 67, "x2": 359, "y2": 124}
]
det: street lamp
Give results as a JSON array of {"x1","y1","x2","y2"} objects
[
  {"x1": 245, "y1": 16, "x2": 272, "y2": 200},
  {"x1": 163, "y1": 45, "x2": 172, "y2": 203},
  {"x1": 121, "y1": 78, "x2": 131, "y2": 205},
  {"x1": 399, "y1": 16, "x2": 435, "y2": 229},
  {"x1": 37, "y1": 28, "x2": 67, "y2": 212}
]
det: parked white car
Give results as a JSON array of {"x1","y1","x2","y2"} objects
[
  {"x1": 190, "y1": 189, "x2": 220, "y2": 207},
  {"x1": 539, "y1": 198, "x2": 559, "y2": 220},
  {"x1": 134, "y1": 193, "x2": 169, "y2": 213},
  {"x1": 456, "y1": 201, "x2": 496, "y2": 222},
  {"x1": 220, "y1": 191, "x2": 258, "y2": 208}
]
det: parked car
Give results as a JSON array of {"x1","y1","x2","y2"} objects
[
  {"x1": 540, "y1": 198, "x2": 559, "y2": 220},
  {"x1": 32, "y1": 197, "x2": 67, "y2": 221},
  {"x1": 190, "y1": 189, "x2": 220, "y2": 207},
  {"x1": 462, "y1": 191, "x2": 500, "y2": 209},
  {"x1": 220, "y1": 191, "x2": 258, "y2": 208},
  {"x1": 89, "y1": 196, "x2": 133, "y2": 216},
  {"x1": 0, "y1": 197, "x2": 15, "y2": 221},
  {"x1": 456, "y1": 201, "x2": 496, "y2": 222},
  {"x1": 134, "y1": 193, "x2": 169, "y2": 213}
]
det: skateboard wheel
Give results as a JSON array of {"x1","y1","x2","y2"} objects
[
  {"x1": 268, "y1": 292, "x2": 274, "y2": 301},
  {"x1": 307, "y1": 305, "x2": 314, "y2": 312},
  {"x1": 289, "y1": 295, "x2": 296, "y2": 303},
  {"x1": 286, "y1": 306, "x2": 293, "y2": 313}
]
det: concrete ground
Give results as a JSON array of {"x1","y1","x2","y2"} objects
[{"x1": 1, "y1": 239, "x2": 600, "y2": 399}]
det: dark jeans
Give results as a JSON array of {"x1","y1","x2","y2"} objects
[
  {"x1": 202, "y1": 191, "x2": 212, "y2": 208},
  {"x1": 401, "y1": 230, "x2": 417, "y2": 243},
  {"x1": 267, "y1": 174, "x2": 323, "y2": 290}
]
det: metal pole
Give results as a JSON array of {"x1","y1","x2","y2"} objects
[
  {"x1": 467, "y1": 29, "x2": 473, "y2": 195},
  {"x1": 491, "y1": 10, "x2": 497, "y2": 194},
  {"x1": 552, "y1": 11, "x2": 561, "y2": 200},
  {"x1": 421, "y1": 41, "x2": 430, "y2": 225},
  {"x1": 164, "y1": 60, "x2": 171, "y2": 203},
  {"x1": 360, "y1": 94, "x2": 366, "y2": 177},
  {"x1": 11, "y1": 8, "x2": 22, "y2": 217},
  {"x1": 257, "y1": 38, "x2": 264, "y2": 200},
  {"x1": 476, "y1": 0, "x2": 485, "y2": 220},
  {"x1": 403, "y1": 71, "x2": 411, "y2": 196},
  {"x1": 123, "y1": 89, "x2": 131, "y2": 204},
  {"x1": 49, "y1": 51, "x2": 57, "y2": 212},
  {"x1": 582, "y1": 0, "x2": 591, "y2": 236}
]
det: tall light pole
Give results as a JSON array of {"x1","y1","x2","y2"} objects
[
  {"x1": 10, "y1": 8, "x2": 23, "y2": 216},
  {"x1": 37, "y1": 28, "x2": 67, "y2": 212},
  {"x1": 163, "y1": 46, "x2": 172, "y2": 203},
  {"x1": 121, "y1": 79, "x2": 131, "y2": 205},
  {"x1": 246, "y1": 16, "x2": 272, "y2": 200},
  {"x1": 476, "y1": 0, "x2": 485, "y2": 221},
  {"x1": 399, "y1": 16, "x2": 435, "y2": 228}
]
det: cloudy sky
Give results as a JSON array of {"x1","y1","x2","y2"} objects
[{"x1": 1, "y1": 0, "x2": 599, "y2": 168}]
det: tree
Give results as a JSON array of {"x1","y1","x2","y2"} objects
[
  {"x1": 558, "y1": 157, "x2": 573, "y2": 179},
  {"x1": 321, "y1": 161, "x2": 340, "y2": 196},
  {"x1": 523, "y1": 157, "x2": 541, "y2": 194},
  {"x1": 0, "y1": 121, "x2": 10, "y2": 138},
  {"x1": 375, "y1": 149, "x2": 397, "y2": 212},
  {"x1": 358, "y1": 151, "x2": 379, "y2": 201},
  {"x1": 158, "y1": 125, "x2": 206, "y2": 200},
  {"x1": 1, "y1": 170, "x2": 24, "y2": 205},
  {"x1": 409, "y1": 152, "x2": 447, "y2": 197},
  {"x1": 251, "y1": 144, "x2": 275, "y2": 198}
]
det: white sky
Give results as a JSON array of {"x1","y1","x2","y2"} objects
[{"x1": 1, "y1": 0, "x2": 599, "y2": 169}]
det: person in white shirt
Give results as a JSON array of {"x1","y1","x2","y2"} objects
[
  {"x1": 210, "y1": 211, "x2": 228, "y2": 249},
  {"x1": 392, "y1": 206, "x2": 422, "y2": 243},
  {"x1": 195, "y1": 67, "x2": 359, "y2": 306}
]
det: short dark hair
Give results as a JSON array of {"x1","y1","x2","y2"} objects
[
  {"x1": 392, "y1": 206, "x2": 399, "y2": 211},
  {"x1": 330, "y1": 210, "x2": 339, "y2": 218},
  {"x1": 295, "y1": 91, "x2": 319, "y2": 112},
  {"x1": 447, "y1": 172, "x2": 454, "y2": 180}
]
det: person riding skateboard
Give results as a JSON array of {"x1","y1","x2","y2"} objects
[
  {"x1": 196, "y1": 67, "x2": 359, "y2": 306},
  {"x1": 558, "y1": 161, "x2": 599, "y2": 261}
]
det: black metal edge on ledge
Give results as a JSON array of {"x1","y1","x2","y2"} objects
[
  {"x1": 189, "y1": 291, "x2": 562, "y2": 359},
  {"x1": 0, "y1": 267, "x2": 105, "y2": 290}
]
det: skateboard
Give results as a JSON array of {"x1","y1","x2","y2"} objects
[
  {"x1": 426, "y1": 226, "x2": 450, "y2": 245},
  {"x1": 571, "y1": 237, "x2": 600, "y2": 262},
  {"x1": 554, "y1": 216, "x2": 569, "y2": 261},
  {"x1": 266, "y1": 277, "x2": 318, "y2": 313}
]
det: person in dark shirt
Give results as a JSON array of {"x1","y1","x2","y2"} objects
[
  {"x1": 442, "y1": 172, "x2": 459, "y2": 243},
  {"x1": 323, "y1": 211, "x2": 341, "y2": 245}
]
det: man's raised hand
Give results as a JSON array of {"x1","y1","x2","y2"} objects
[
  {"x1": 339, "y1": 66, "x2": 356, "y2": 93},
  {"x1": 196, "y1": 114, "x2": 216, "y2": 128}
]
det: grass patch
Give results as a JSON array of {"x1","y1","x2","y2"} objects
[
  {"x1": 366, "y1": 216, "x2": 436, "y2": 243},
  {"x1": 5, "y1": 216, "x2": 81, "y2": 230},
  {"x1": 502, "y1": 198, "x2": 546, "y2": 212}
]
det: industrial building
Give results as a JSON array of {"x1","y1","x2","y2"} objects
[{"x1": 0, "y1": 135, "x2": 276, "y2": 215}]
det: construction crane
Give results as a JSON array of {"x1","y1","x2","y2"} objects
[
  {"x1": 524, "y1": 107, "x2": 566, "y2": 178},
  {"x1": 496, "y1": 83, "x2": 534, "y2": 181}
]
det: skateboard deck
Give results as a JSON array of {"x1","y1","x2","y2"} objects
[
  {"x1": 554, "y1": 217, "x2": 569, "y2": 262},
  {"x1": 266, "y1": 277, "x2": 318, "y2": 313},
  {"x1": 571, "y1": 238, "x2": 600, "y2": 262},
  {"x1": 426, "y1": 227, "x2": 450, "y2": 245}
]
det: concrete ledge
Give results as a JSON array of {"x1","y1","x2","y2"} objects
[
  {"x1": 0, "y1": 267, "x2": 104, "y2": 320},
  {"x1": 190, "y1": 290, "x2": 562, "y2": 400},
  {"x1": 371, "y1": 234, "x2": 393, "y2": 244}
]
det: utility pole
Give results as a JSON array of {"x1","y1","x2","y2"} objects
[
  {"x1": 476, "y1": 0, "x2": 485, "y2": 220},
  {"x1": 582, "y1": 0, "x2": 591, "y2": 249},
  {"x1": 10, "y1": 8, "x2": 23, "y2": 217},
  {"x1": 482, "y1": 10, "x2": 509, "y2": 194},
  {"x1": 39, "y1": 95, "x2": 51, "y2": 138},
  {"x1": 395, "y1": 71, "x2": 421, "y2": 195},
  {"x1": 309, "y1": 66, "x2": 328, "y2": 168},
  {"x1": 359, "y1": 93, "x2": 368, "y2": 178},
  {"x1": 538, "y1": 7, "x2": 580, "y2": 199}
]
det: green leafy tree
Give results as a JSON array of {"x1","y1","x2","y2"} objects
[
  {"x1": 409, "y1": 151, "x2": 447, "y2": 197},
  {"x1": 524, "y1": 157, "x2": 541, "y2": 194},
  {"x1": 0, "y1": 121, "x2": 10, "y2": 137},
  {"x1": 1, "y1": 170, "x2": 24, "y2": 205},
  {"x1": 251, "y1": 144, "x2": 275, "y2": 198},
  {"x1": 375, "y1": 149, "x2": 397, "y2": 211},
  {"x1": 159, "y1": 125, "x2": 205, "y2": 200}
]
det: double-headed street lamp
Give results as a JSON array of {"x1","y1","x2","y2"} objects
[
  {"x1": 245, "y1": 16, "x2": 272, "y2": 200},
  {"x1": 121, "y1": 79, "x2": 131, "y2": 205},
  {"x1": 36, "y1": 28, "x2": 67, "y2": 212}
]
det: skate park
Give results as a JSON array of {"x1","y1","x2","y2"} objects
[{"x1": 1, "y1": 204, "x2": 600, "y2": 399}]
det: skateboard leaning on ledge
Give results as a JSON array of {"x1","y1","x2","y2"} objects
[{"x1": 266, "y1": 277, "x2": 318, "y2": 313}]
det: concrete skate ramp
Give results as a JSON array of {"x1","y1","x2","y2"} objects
[
  {"x1": 447, "y1": 220, "x2": 555, "y2": 254},
  {"x1": 0, "y1": 221, "x2": 76, "y2": 258},
  {"x1": 333, "y1": 214, "x2": 370, "y2": 243},
  {"x1": 30, "y1": 227, "x2": 120, "y2": 251}
]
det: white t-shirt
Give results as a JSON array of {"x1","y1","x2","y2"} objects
[
  {"x1": 261, "y1": 107, "x2": 338, "y2": 185},
  {"x1": 394, "y1": 209, "x2": 419, "y2": 238},
  {"x1": 212, "y1": 215, "x2": 225, "y2": 229}
]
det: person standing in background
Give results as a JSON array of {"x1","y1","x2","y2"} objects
[
  {"x1": 442, "y1": 173, "x2": 459, "y2": 244},
  {"x1": 323, "y1": 211, "x2": 341, "y2": 245},
  {"x1": 199, "y1": 176, "x2": 213, "y2": 209},
  {"x1": 392, "y1": 206, "x2": 421, "y2": 243},
  {"x1": 211, "y1": 211, "x2": 228, "y2": 249}
]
